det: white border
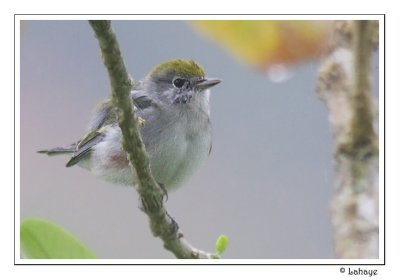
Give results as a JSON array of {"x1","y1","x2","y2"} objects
[
  {"x1": 15, "y1": 14, "x2": 383, "y2": 21},
  {"x1": 15, "y1": 16, "x2": 22, "y2": 263},
  {"x1": 378, "y1": 16, "x2": 385, "y2": 263},
  {"x1": 15, "y1": 258, "x2": 384, "y2": 265}
]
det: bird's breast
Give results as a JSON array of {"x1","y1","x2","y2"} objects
[{"x1": 143, "y1": 107, "x2": 212, "y2": 190}]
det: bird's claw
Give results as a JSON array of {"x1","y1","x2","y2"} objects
[
  {"x1": 166, "y1": 211, "x2": 179, "y2": 234},
  {"x1": 158, "y1": 182, "x2": 168, "y2": 202}
]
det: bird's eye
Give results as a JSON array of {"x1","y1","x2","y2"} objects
[{"x1": 173, "y1": 78, "x2": 186, "y2": 89}]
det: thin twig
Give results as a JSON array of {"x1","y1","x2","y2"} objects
[{"x1": 89, "y1": 20, "x2": 216, "y2": 259}]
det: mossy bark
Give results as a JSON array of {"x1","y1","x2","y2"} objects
[{"x1": 316, "y1": 20, "x2": 379, "y2": 258}]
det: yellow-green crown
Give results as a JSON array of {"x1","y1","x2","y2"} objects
[{"x1": 149, "y1": 59, "x2": 205, "y2": 80}]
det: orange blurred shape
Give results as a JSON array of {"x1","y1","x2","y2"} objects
[{"x1": 192, "y1": 20, "x2": 333, "y2": 69}]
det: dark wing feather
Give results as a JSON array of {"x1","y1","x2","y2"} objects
[
  {"x1": 65, "y1": 130, "x2": 106, "y2": 167},
  {"x1": 132, "y1": 95, "x2": 153, "y2": 110},
  {"x1": 37, "y1": 143, "x2": 77, "y2": 155}
]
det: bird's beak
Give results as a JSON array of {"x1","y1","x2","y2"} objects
[{"x1": 195, "y1": 78, "x2": 221, "y2": 91}]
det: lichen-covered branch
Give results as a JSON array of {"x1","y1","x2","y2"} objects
[
  {"x1": 316, "y1": 20, "x2": 379, "y2": 258},
  {"x1": 88, "y1": 20, "x2": 216, "y2": 259}
]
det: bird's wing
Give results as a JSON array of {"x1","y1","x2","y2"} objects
[
  {"x1": 88, "y1": 99, "x2": 117, "y2": 130},
  {"x1": 131, "y1": 89, "x2": 154, "y2": 110},
  {"x1": 64, "y1": 100, "x2": 116, "y2": 167},
  {"x1": 133, "y1": 95, "x2": 153, "y2": 110},
  {"x1": 66, "y1": 99, "x2": 116, "y2": 167},
  {"x1": 65, "y1": 128, "x2": 108, "y2": 167},
  {"x1": 66, "y1": 89, "x2": 154, "y2": 167}
]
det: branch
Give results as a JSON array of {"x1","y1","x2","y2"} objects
[
  {"x1": 89, "y1": 20, "x2": 216, "y2": 259},
  {"x1": 316, "y1": 20, "x2": 379, "y2": 258}
]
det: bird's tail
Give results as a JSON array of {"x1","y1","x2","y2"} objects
[{"x1": 37, "y1": 143, "x2": 77, "y2": 156}]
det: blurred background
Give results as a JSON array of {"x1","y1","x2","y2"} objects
[{"x1": 20, "y1": 20, "x2": 379, "y2": 259}]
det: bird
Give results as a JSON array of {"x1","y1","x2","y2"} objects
[{"x1": 38, "y1": 59, "x2": 221, "y2": 191}]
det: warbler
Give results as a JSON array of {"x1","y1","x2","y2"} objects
[{"x1": 39, "y1": 59, "x2": 221, "y2": 191}]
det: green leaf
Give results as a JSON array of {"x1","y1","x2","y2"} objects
[
  {"x1": 20, "y1": 218, "x2": 96, "y2": 259},
  {"x1": 215, "y1": 234, "x2": 229, "y2": 255}
]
